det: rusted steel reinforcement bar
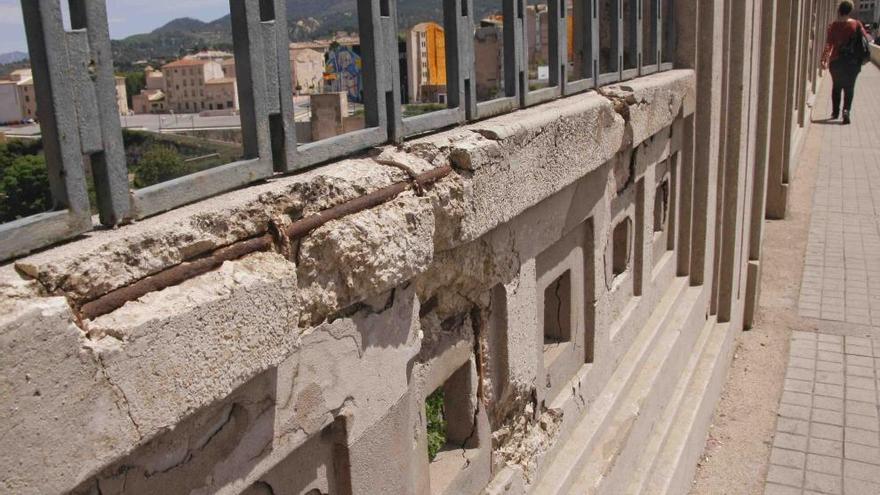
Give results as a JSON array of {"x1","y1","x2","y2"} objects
[
  {"x1": 80, "y1": 234, "x2": 275, "y2": 321},
  {"x1": 79, "y1": 164, "x2": 454, "y2": 321},
  {"x1": 284, "y1": 164, "x2": 451, "y2": 239}
]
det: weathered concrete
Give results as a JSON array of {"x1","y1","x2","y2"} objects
[{"x1": 0, "y1": 0, "x2": 830, "y2": 486}]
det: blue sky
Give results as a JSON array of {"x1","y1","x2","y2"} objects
[{"x1": 0, "y1": 0, "x2": 230, "y2": 54}]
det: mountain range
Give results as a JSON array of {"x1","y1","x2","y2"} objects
[{"x1": 0, "y1": 51, "x2": 28, "y2": 65}]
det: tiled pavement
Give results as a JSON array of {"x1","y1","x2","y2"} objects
[
  {"x1": 799, "y1": 64, "x2": 880, "y2": 326},
  {"x1": 768, "y1": 64, "x2": 880, "y2": 495},
  {"x1": 766, "y1": 332, "x2": 880, "y2": 495}
]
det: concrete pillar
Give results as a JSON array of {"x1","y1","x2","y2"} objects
[
  {"x1": 765, "y1": 0, "x2": 794, "y2": 219},
  {"x1": 688, "y1": 0, "x2": 725, "y2": 290},
  {"x1": 745, "y1": 0, "x2": 778, "y2": 329}
]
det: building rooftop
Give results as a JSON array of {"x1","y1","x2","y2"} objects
[{"x1": 162, "y1": 58, "x2": 212, "y2": 69}]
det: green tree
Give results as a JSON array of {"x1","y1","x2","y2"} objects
[
  {"x1": 132, "y1": 145, "x2": 187, "y2": 189},
  {"x1": 122, "y1": 71, "x2": 147, "y2": 107},
  {"x1": 0, "y1": 154, "x2": 51, "y2": 222}
]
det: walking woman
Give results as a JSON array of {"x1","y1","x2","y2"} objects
[{"x1": 822, "y1": 1, "x2": 871, "y2": 124}]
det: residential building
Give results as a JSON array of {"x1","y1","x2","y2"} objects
[
  {"x1": 131, "y1": 89, "x2": 166, "y2": 114},
  {"x1": 290, "y1": 47, "x2": 325, "y2": 95},
  {"x1": 406, "y1": 22, "x2": 447, "y2": 104},
  {"x1": 204, "y1": 77, "x2": 238, "y2": 112},
  {"x1": 0, "y1": 81, "x2": 24, "y2": 123},
  {"x1": 115, "y1": 76, "x2": 129, "y2": 115},
  {"x1": 526, "y1": 4, "x2": 550, "y2": 71},
  {"x1": 144, "y1": 67, "x2": 165, "y2": 91},
  {"x1": 221, "y1": 59, "x2": 236, "y2": 79},
  {"x1": 17, "y1": 77, "x2": 37, "y2": 120},
  {"x1": 161, "y1": 58, "x2": 227, "y2": 114},
  {"x1": 474, "y1": 20, "x2": 504, "y2": 101},
  {"x1": 856, "y1": 0, "x2": 879, "y2": 23}
]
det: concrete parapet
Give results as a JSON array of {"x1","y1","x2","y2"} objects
[{"x1": 0, "y1": 69, "x2": 706, "y2": 495}]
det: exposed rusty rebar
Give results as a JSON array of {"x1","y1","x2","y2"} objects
[{"x1": 79, "y1": 164, "x2": 454, "y2": 321}]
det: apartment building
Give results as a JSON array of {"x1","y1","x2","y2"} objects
[
  {"x1": 474, "y1": 20, "x2": 504, "y2": 101},
  {"x1": 406, "y1": 22, "x2": 447, "y2": 104},
  {"x1": 856, "y1": 0, "x2": 879, "y2": 23},
  {"x1": 161, "y1": 58, "x2": 227, "y2": 114},
  {"x1": 0, "y1": 81, "x2": 23, "y2": 123},
  {"x1": 204, "y1": 77, "x2": 238, "y2": 112}
]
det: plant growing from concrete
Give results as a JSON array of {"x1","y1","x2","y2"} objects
[{"x1": 426, "y1": 389, "x2": 447, "y2": 461}]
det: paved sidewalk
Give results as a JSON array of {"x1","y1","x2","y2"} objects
[
  {"x1": 799, "y1": 65, "x2": 880, "y2": 326},
  {"x1": 766, "y1": 65, "x2": 880, "y2": 495},
  {"x1": 766, "y1": 332, "x2": 880, "y2": 495}
]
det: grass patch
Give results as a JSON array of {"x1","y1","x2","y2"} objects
[{"x1": 426, "y1": 389, "x2": 447, "y2": 461}]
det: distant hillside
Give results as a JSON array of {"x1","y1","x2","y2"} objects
[
  {"x1": 0, "y1": 51, "x2": 28, "y2": 65},
  {"x1": 109, "y1": 0, "x2": 503, "y2": 69}
]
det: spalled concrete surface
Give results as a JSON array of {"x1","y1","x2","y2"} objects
[{"x1": 1, "y1": 71, "x2": 708, "y2": 495}]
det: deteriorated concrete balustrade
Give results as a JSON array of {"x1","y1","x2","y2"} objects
[
  {"x1": 1, "y1": 0, "x2": 836, "y2": 492},
  {"x1": 3, "y1": 69, "x2": 699, "y2": 494}
]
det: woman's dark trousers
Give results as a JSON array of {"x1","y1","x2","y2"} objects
[{"x1": 830, "y1": 60, "x2": 861, "y2": 114}]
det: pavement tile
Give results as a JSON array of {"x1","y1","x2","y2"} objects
[
  {"x1": 846, "y1": 365, "x2": 875, "y2": 378},
  {"x1": 847, "y1": 376, "x2": 877, "y2": 391},
  {"x1": 787, "y1": 367, "x2": 815, "y2": 382},
  {"x1": 806, "y1": 453, "x2": 841, "y2": 475},
  {"x1": 845, "y1": 426, "x2": 880, "y2": 447},
  {"x1": 845, "y1": 401, "x2": 879, "y2": 418},
  {"x1": 763, "y1": 483, "x2": 801, "y2": 495},
  {"x1": 779, "y1": 403, "x2": 811, "y2": 421},
  {"x1": 815, "y1": 371, "x2": 845, "y2": 386},
  {"x1": 845, "y1": 413, "x2": 879, "y2": 432},
  {"x1": 809, "y1": 438, "x2": 843, "y2": 457},
  {"x1": 803, "y1": 471, "x2": 841, "y2": 494},
  {"x1": 844, "y1": 459, "x2": 880, "y2": 483},
  {"x1": 812, "y1": 408, "x2": 844, "y2": 427},
  {"x1": 775, "y1": 432, "x2": 809, "y2": 452},
  {"x1": 782, "y1": 391, "x2": 813, "y2": 408},
  {"x1": 811, "y1": 422, "x2": 844, "y2": 441},
  {"x1": 843, "y1": 478, "x2": 880, "y2": 495},
  {"x1": 816, "y1": 361, "x2": 843, "y2": 372},
  {"x1": 844, "y1": 442, "x2": 880, "y2": 464},
  {"x1": 846, "y1": 387, "x2": 877, "y2": 404},
  {"x1": 815, "y1": 383, "x2": 844, "y2": 399},
  {"x1": 778, "y1": 417, "x2": 810, "y2": 436},
  {"x1": 814, "y1": 396, "x2": 844, "y2": 412},
  {"x1": 771, "y1": 448, "x2": 806, "y2": 469},
  {"x1": 766, "y1": 464, "x2": 804, "y2": 488}
]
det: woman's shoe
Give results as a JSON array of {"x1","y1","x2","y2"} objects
[
  {"x1": 842, "y1": 110, "x2": 851, "y2": 125},
  {"x1": 832, "y1": 111, "x2": 839, "y2": 120}
]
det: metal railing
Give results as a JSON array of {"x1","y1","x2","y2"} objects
[{"x1": 0, "y1": 0, "x2": 675, "y2": 262}]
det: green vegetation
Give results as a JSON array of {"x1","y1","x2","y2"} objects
[
  {"x1": 121, "y1": 71, "x2": 147, "y2": 107},
  {"x1": 403, "y1": 103, "x2": 447, "y2": 118},
  {"x1": 0, "y1": 152, "x2": 51, "y2": 223},
  {"x1": 426, "y1": 389, "x2": 447, "y2": 461},
  {"x1": 0, "y1": 130, "x2": 244, "y2": 221},
  {"x1": 131, "y1": 145, "x2": 187, "y2": 189},
  {"x1": 123, "y1": 129, "x2": 243, "y2": 189}
]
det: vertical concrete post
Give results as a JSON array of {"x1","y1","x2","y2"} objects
[
  {"x1": 745, "y1": 0, "x2": 778, "y2": 329},
  {"x1": 19, "y1": 0, "x2": 92, "y2": 222},
  {"x1": 76, "y1": 0, "x2": 130, "y2": 226},
  {"x1": 688, "y1": 0, "x2": 725, "y2": 290},
  {"x1": 765, "y1": 0, "x2": 794, "y2": 219}
]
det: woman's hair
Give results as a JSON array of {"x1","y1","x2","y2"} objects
[{"x1": 838, "y1": 1, "x2": 853, "y2": 16}]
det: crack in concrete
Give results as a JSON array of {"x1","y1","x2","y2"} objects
[{"x1": 94, "y1": 352, "x2": 143, "y2": 441}]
